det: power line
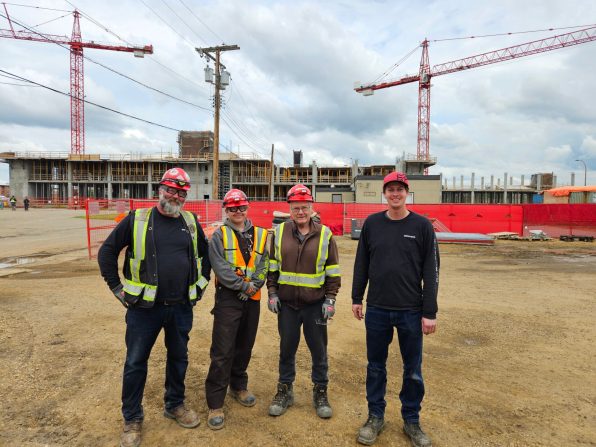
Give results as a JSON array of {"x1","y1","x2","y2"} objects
[
  {"x1": 159, "y1": 0, "x2": 209, "y2": 47},
  {"x1": 138, "y1": 0, "x2": 196, "y2": 47},
  {"x1": 0, "y1": 68, "x2": 181, "y2": 131},
  {"x1": 177, "y1": 0, "x2": 225, "y2": 44},
  {"x1": 2, "y1": 3, "x2": 70, "y2": 13}
]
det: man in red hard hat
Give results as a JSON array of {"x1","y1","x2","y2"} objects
[
  {"x1": 204, "y1": 188, "x2": 269, "y2": 430},
  {"x1": 98, "y1": 167, "x2": 211, "y2": 447},
  {"x1": 267, "y1": 184, "x2": 341, "y2": 420},
  {"x1": 352, "y1": 171, "x2": 440, "y2": 447}
]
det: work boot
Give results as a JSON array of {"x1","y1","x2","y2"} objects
[
  {"x1": 207, "y1": 408, "x2": 225, "y2": 430},
  {"x1": 268, "y1": 382, "x2": 294, "y2": 416},
  {"x1": 403, "y1": 422, "x2": 432, "y2": 447},
  {"x1": 312, "y1": 384, "x2": 332, "y2": 419},
  {"x1": 357, "y1": 415, "x2": 385, "y2": 446},
  {"x1": 163, "y1": 404, "x2": 200, "y2": 428},
  {"x1": 120, "y1": 421, "x2": 142, "y2": 447},
  {"x1": 229, "y1": 388, "x2": 256, "y2": 407}
]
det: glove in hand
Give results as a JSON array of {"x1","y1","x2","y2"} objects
[
  {"x1": 268, "y1": 293, "x2": 281, "y2": 314},
  {"x1": 322, "y1": 297, "x2": 336, "y2": 320},
  {"x1": 238, "y1": 291, "x2": 250, "y2": 301}
]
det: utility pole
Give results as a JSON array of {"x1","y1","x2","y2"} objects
[
  {"x1": 196, "y1": 44, "x2": 239, "y2": 200},
  {"x1": 269, "y1": 144, "x2": 275, "y2": 201}
]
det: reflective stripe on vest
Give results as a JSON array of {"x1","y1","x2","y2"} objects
[
  {"x1": 274, "y1": 222, "x2": 337, "y2": 288},
  {"x1": 123, "y1": 208, "x2": 208, "y2": 303},
  {"x1": 220, "y1": 225, "x2": 268, "y2": 300}
]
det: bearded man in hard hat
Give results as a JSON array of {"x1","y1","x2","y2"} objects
[
  {"x1": 98, "y1": 167, "x2": 211, "y2": 447},
  {"x1": 352, "y1": 171, "x2": 439, "y2": 447},
  {"x1": 266, "y1": 184, "x2": 341, "y2": 419},
  {"x1": 203, "y1": 188, "x2": 269, "y2": 430}
]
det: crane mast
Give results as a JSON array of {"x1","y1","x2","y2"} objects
[{"x1": 355, "y1": 26, "x2": 596, "y2": 173}]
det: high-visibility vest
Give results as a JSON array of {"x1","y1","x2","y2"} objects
[
  {"x1": 269, "y1": 222, "x2": 340, "y2": 288},
  {"x1": 220, "y1": 224, "x2": 268, "y2": 300},
  {"x1": 122, "y1": 208, "x2": 209, "y2": 305}
]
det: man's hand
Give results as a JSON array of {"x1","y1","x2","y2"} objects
[
  {"x1": 244, "y1": 281, "x2": 257, "y2": 296},
  {"x1": 352, "y1": 304, "x2": 363, "y2": 320},
  {"x1": 268, "y1": 293, "x2": 281, "y2": 314},
  {"x1": 111, "y1": 284, "x2": 128, "y2": 309},
  {"x1": 422, "y1": 317, "x2": 437, "y2": 335},
  {"x1": 322, "y1": 297, "x2": 336, "y2": 320}
]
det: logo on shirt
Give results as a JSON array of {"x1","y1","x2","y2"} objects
[{"x1": 404, "y1": 234, "x2": 416, "y2": 239}]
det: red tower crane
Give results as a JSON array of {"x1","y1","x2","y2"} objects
[
  {"x1": 355, "y1": 26, "x2": 596, "y2": 173},
  {"x1": 0, "y1": 6, "x2": 153, "y2": 154}
]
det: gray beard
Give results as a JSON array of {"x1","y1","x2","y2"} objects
[{"x1": 159, "y1": 192, "x2": 183, "y2": 216}]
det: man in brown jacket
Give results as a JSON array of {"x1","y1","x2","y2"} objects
[{"x1": 267, "y1": 184, "x2": 341, "y2": 419}]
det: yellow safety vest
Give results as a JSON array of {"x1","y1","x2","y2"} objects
[
  {"x1": 220, "y1": 225, "x2": 268, "y2": 300},
  {"x1": 123, "y1": 208, "x2": 209, "y2": 304},
  {"x1": 269, "y1": 222, "x2": 340, "y2": 288}
]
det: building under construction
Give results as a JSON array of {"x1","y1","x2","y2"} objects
[{"x1": 1, "y1": 130, "x2": 575, "y2": 205}]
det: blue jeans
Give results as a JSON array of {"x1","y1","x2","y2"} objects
[
  {"x1": 365, "y1": 306, "x2": 424, "y2": 423},
  {"x1": 122, "y1": 302, "x2": 193, "y2": 422}
]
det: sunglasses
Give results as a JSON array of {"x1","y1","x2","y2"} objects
[
  {"x1": 163, "y1": 178, "x2": 188, "y2": 188},
  {"x1": 226, "y1": 205, "x2": 248, "y2": 213},
  {"x1": 162, "y1": 186, "x2": 188, "y2": 198}
]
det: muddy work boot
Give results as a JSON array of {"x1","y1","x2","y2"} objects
[
  {"x1": 120, "y1": 421, "x2": 142, "y2": 447},
  {"x1": 163, "y1": 404, "x2": 200, "y2": 428},
  {"x1": 229, "y1": 388, "x2": 256, "y2": 407},
  {"x1": 403, "y1": 422, "x2": 432, "y2": 447},
  {"x1": 268, "y1": 382, "x2": 294, "y2": 416},
  {"x1": 207, "y1": 408, "x2": 225, "y2": 430},
  {"x1": 357, "y1": 415, "x2": 385, "y2": 446},
  {"x1": 312, "y1": 384, "x2": 332, "y2": 419}
]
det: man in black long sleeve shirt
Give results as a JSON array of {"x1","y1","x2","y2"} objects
[
  {"x1": 98, "y1": 168, "x2": 210, "y2": 447},
  {"x1": 352, "y1": 172, "x2": 439, "y2": 447}
]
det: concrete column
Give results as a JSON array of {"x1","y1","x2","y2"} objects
[
  {"x1": 490, "y1": 175, "x2": 494, "y2": 189},
  {"x1": 521, "y1": 175, "x2": 524, "y2": 186},
  {"x1": 67, "y1": 162, "x2": 73, "y2": 199},
  {"x1": 147, "y1": 163, "x2": 153, "y2": 199},
  {"x1": 553, "y1": 175, "x2": 557, "y2": 187},
  {"x1": 503, "y1": 172, "x2": 508, "y2": 204},
  {"x1": 471, "y1": 172, "x2": 475, "y2": 204},
  {"x1": 452, "y1": 176, "x2": 456, "y2": 189},
  {"x1": 571, "y1": 172, "x2": 575, "y2": 186},
  {"x1": 460, "y1": 175, "x2": 464, "y2": 189},
  {"x1": 509, "y1": 175, "x2": 513, "y2": 186},
  {"x1": 107, "y1": 163, "x2": 113, "y2": 199},
  {"x1": 312, "y1": 161, "x2": 318, "y2": 184},
  {"x1": 481, "y1": 176, "x2": 485, "y2": 189},
  {"x1": 537, "y1": 174, "x2": 542, "y2": 191}
]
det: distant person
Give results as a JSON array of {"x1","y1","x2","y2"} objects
[
  {"x1": 23, "y1": 197, "x2": 30, "y2": 211},
  {"x1": 267, "y1": 184, "x2": 341, "y2": 419},
  {"x1": 9, "y1": 195, "x2": 17, "y2": 211},
  {"x1": 97, "y1": 167, "x2": 211, "y2": 447},
  {"x1": 352, "y1": 172, "x2": 440, "y2": 447},
  {"x1": 204, "y1": 189, "x2": 269, "y2": 430}
]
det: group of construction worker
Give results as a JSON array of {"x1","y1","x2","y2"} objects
[{"x1": 98, "y1": 167, "x2": 440, "y2": 447}]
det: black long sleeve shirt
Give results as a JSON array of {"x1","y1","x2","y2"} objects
[
  {"x1": 351, "y1": 210, "x2": 440, "y2": 319},
  {"x1": 97, "y1": 209, "x2": 211, "y2": 302}
]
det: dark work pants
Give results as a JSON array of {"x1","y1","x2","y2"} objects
[
  {"x1": 365, "y1": 305, "x2": 424, "y2": 423},
  {"x1": 122, "y1": 302, "x2": 193, "y2": 422},
  {"x1": 278, "y1": 300, "x2": 328, "y2": 386},
  {"x1": 205, "y1": 292, "x2": 260, "y2": 409}
]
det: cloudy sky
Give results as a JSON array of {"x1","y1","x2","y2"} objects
[{"x1": 1, "y1": 0, "x2": 595, "y2": 186}]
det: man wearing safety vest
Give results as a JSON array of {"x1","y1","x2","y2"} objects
[
  {"x1": 98, "y1": 167, "x2": 211, "y2": 447},
  {"x1": 204, "y1": 189, "x2": 269, "y2": 430},
  {"x1": 267, "y1": 184, "x2": 341, "y2": 419}
]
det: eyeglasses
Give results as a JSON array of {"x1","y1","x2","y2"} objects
[
  {"x1": 163, "y1": 178, "x2": 188, "y2": 188},
  {"x1": 291, "y1": 206, "x2": 311, "y2": 213},
  {"x1": 226, "y1": 205, "x2": 248, "y2": 213},
  {"x1": 162, "y1": 186, "x2": 188, "y2": 198}
]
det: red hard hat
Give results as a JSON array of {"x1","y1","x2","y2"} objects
[
  {"x1": 287, "y1": 184, "x2": 314, "y2": 202},
  {"x1": 383, "y1": 171, "x2": 409, "y2": 190},
  {"x1": 223, "y1": 189, "x2": 249, "y2": 208},
  {"x1": 160, "y1": 167, "x2": 191, "y2": 191}
]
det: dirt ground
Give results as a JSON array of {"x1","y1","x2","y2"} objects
[{"x1": 1, "y1": 208, "x2": 595, "y2": 447}]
